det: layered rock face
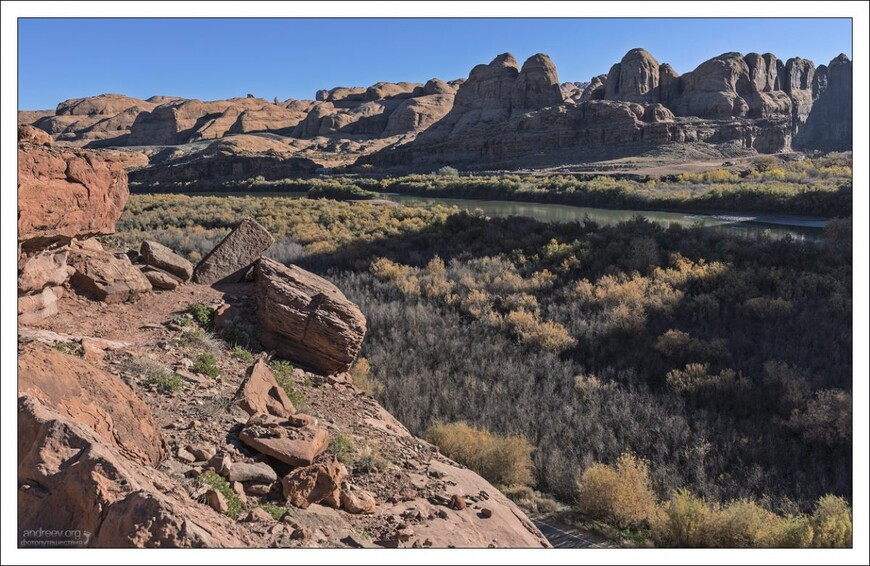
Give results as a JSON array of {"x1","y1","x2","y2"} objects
[
  {"x1": 21, "y1": 48, "x2": 851, "y2": 173},
  {"x1": 128, "y1": 97, "x2": 301, "y2": 145},
  {"x1": 18, "y1": 343, "x2": 167, "y2": 466},
  {"x1": 193, "y1": 218, "x2": 275, "y2": 285},
  {"x1": 293, "y1": 79, "x2": 455, "y2": 140},
  {"x1": 795, "y1": 54, "x2": 852, "y2": 152},
  {"x1": 255, "y1": 258, "x2": 367, "y2": 375},
  {"x1": 17, "y1": 130, "x2": 147, "y2": 323},
  {"x1": 604, "y1": 48, "x2": 661, "y2": 103},
  {"x1": 127, "y1": 135, "x2": 319, "y2": 184}
]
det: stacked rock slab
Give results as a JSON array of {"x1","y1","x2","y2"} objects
[
  {"x1": 238, "y1": 413, "x2": 329, "y2": 467},
  {"x1": 193, "y1": 218, "x2": 274, "y2": 285},
  {"x1": 67, "y1": 247, "x2": 152, "y2": 303},
  {"x1": 138, "y1": 240, "x2": 193, "y2": 290},
  {"x1": 255, "y1": 258, "x2": 367, "y2": 375}
]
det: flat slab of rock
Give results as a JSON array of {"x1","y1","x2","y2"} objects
[
  {"x1": 227, "y1": 461, "x2": 278, "y2": 483},
  {"x1": 193, "y1": 218, "x2": 274, "y2": 285},
  {"x1": 68, "y1": 248, "x2": 152, "y2": 303},
  {"x1": 141, "y1": 266, "x2": 181, "y2": 290},
  {"x1": 140, "y1": 240, "x2": 193, "y2": 281},
  {"x1": 235, "y1": 359, "x2": 296, "y2": 418},
  {"x1": 238, "y1": 414, "x2": 329, "y2": 467},
  {"x1": 255, "y1": 258, "x2": 366, "y2": 374}
]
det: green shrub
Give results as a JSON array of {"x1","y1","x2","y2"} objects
[
  {"x1": 576, "y1": 452, "x2": 657, "y2": 529},
  {"x1": 145, "y1": 372, "x2": 184, "y2": 393},
  {"x1": 350, "y1": 357, "x2": 380, "y2": 395},
  {"x1": 256, "y1": 502, "x2": 287, "y2": 521},
  {"x1": 53, "y1": 341, "x2": 84, "y2": 357},
  {"x1": 187, "y1": 303, "x2": 214, "y2": 327},
  {"x1": 191, "y1": 353, "x2": 220, "y2": 378},
  {"x1": 220, "y1": 321, "x2": 251, "y2": 347},
  {"x1": 175, "y1": 327, "x2": 223, "y2": 352},
  {"x1": 354, "y1": 447, "x2": 390, "y2": 474},
  {"x1": 230, "y1": 345, "x2": 254, "y2": 363},
  {"x1": 426, "y1": 421, "x2": 534, "y2": 488},
  {"x1": 307, "y1": 184, "x2": 378, "y2": 201},
  {"x1": 328, "y1": 435, "x2": 356, "y2": 466},
  {"x1": 653, "y1": 489, "x2": 712, "y2": 547},
  {"x1": 195, "y1": 471, "x2": 242, "y2": 519},
  {"x1": 269, "y1": 359, "x2": 306, "y2": 407}
]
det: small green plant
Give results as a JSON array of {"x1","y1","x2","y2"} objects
[
  {"x1": 191, "y1": 353, "x2": 220, "y2": 378},
  {"x1": 328, "y1": 434, "x2": 356, "y2": 466},
  {"x1": 145, "y1": 372, "x2": 184, "y2": 393},
  {"x1": 270, "y1": 359, "x2": 307, "y2": 407},
  {"x1": 53, "y1": 341, "x2": 84, "y2": 357},
  {"x1": 195, "y1": 471, "x2": 242, "y2": 519},
  {"x1": 230, "y1": 345, "x2": 254, "y2": 363},
  {"x1": 256, "y1": 502, "x2": 287, "y2": 521},
  {"x1": 354, "y1": 446, "x2": 390, "y2": 474},
  {"x1": 171, "y1": 315, "x2": 191, "y2": 327},
  {"x1": 187, "y1": 303, "x2": 214, "y2": 327}
]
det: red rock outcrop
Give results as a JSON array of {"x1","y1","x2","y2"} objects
[
  {"x1": 18, "y1": 135, "x2": 129, "y2": 250},
  {"x1": 235, "y1": 358, "x2": 297, "y2": 418},
  {"x1": 67, "y1": 248, "x2": 152, "y2": 303},
  {"x1": 511, "y1": 53, "x2": 563, "y2": 110},
  {"x1": 604, "y1": 48, "x2": 661, "y2": 103},
  {"x1": 18, "y1": 395, "x2": 244, "y2": 547},
  {"x1": 18, "y1": 342, "x2": 167, "y2": 466}
]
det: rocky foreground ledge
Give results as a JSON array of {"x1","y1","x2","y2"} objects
[{"x1": 16, "y1": 127, "x2": 550, "y2": 548}]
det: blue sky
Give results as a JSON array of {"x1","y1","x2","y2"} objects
[{"x1": 18, "y1": 18, "x2": 852, "y2": 109}]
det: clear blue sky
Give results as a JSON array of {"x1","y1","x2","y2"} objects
[{"x1": 18, "y1": 18, "x2": 852, "y2": 110}]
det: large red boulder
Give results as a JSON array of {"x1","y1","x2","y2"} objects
[{"x1": 18, "y1": 129, "x2": 129, "y2": 250}]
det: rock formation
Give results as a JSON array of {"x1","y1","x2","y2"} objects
[
  {"x1": 604, "y1": 48, "x2": 661, "y2": 103},
  {"x1": 235, "y1": 358, "x2": 297, "y2": 418},
  {"x1": 238, "y1": 413, "x2": 330, "y2": 467},
  {"x1": 255, "y1": 258, "x2": 367, "y2": 375},
  {"x1": 67, "y1": 247, "x2": 153, "y2": 303},
  {"x1": 193, "y1": 218, "x2": 275, "y2": 285},
  {"x1": 140, "y1": 240, "x2": 194, "y2": 281},
  {"x1": 22, "y1": 48, "x2": 851, "y2": 173},
  {"x1": 511, "y1": 54, "x2": 563, "y2": 110},
  {"x1": 795, "y1": 54, "x2": 852, "y2": 152}
]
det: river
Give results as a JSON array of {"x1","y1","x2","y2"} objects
[{"x1": 164, "y1": 191, "x2": 828, "y2": 241}]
